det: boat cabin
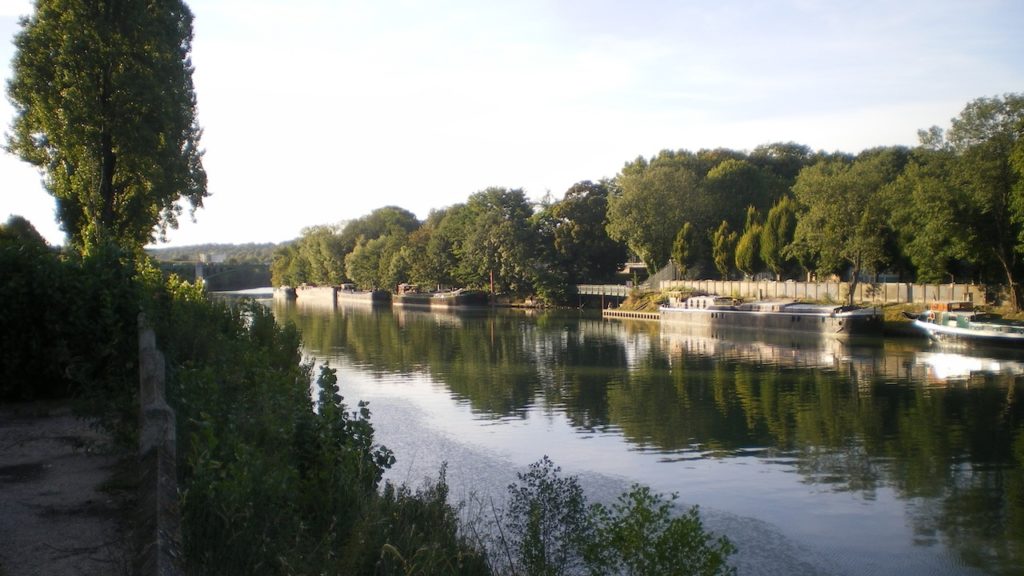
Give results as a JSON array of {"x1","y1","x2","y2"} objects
[
  {"x1": 737, "y1": 300, "x2": 797, "y2": 313},
  {"x1": 928, "y1": 301, "x2": 974, "y2": 313},
  {"x1": 681, "y1": 295, "x2": 736, "y2": 309}
]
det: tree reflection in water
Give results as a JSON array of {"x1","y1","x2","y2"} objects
[{"x1": 274, "y1": 301, "x2": 1022, "y2": 575}]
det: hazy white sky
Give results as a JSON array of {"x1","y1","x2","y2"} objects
[{"x1": 1, "y1": 0, "x2": 1022, "y2": 247}]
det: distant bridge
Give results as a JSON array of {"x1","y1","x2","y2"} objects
[
  {"x1": 573, "y1": 284, "x2": 634, "y2": 308},
  {"x1": 574, "y1": 284, "x2": 632, "y2": 297}
]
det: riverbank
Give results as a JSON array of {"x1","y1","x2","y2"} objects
[{"x1": 0, "y1": 401, "x2": 132, "y2": 576}]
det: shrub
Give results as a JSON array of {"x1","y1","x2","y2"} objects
[
  {"x1": 503, "y1": 456, "x2": 592, "y2": 576},
  {"x1": 586, "y1": 486, "x2": 737, "y2": 576},
  {"x1": 498, "y1": 457, "x2": 736, "y2": 576},
  {"x1": 346, "y1": 467, "x2": 490, "y2": 575},
  {"x1": 158, "y1": 293, "x2": 481, "y2": 574}
]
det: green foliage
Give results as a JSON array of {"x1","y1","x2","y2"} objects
[
  {"x1": 883, "y1": 149, "x2": 972, "y2": 283},
  {"x1": 672, "y1": 222, "x2": 698, "y2": 278},
  {"x1": 160, "y1": 295, "x2": 481, "y2": 574},
  {"x1": 348, "y1": 469, "x2": 490, "y2": 575},
  {"x1": 711, "y1": 221, "x2": 737, "y2": 280},
  {"x1": 504, "y1": 456, "x2": 593, "y2": 576},
  {"x1": 607, "y1": 152, "x2": 697, "y2": 272},
  {"x1": 734, "y1": 207, "x2": 762, "y2": 278},
  {"x1": 0, "y1": 217, "x2": 67, "y2": 400},
  {"x1": 0, "y1": 224, "x2": 144, "y2": 441},
  {"x1": 498, "y1": 457, "x2": 736, "y2": 576},
  {"x1": 6, "y1": 0, "x2": 206, "y2": 250},
  {"x1": 703, "y1": 159, "x2": 771, "y2": 233},
  {"x1": 759, "y1": 196, "x2": 798, "y2": 280},
  {"x1": 548, "y1": 180, "x2": 628, "y2": 284},
  {"x1": 338, "y1": 206, "x2": 421, "y2": 256},
  {"x1": 945, "y1": 94, "x2": 1024, "y2": 308},
  {"x1": 298, "y1": 224, "x2": 347, "y2": 285},
  {"x1": 270, "y1": 243, "x2": 307, "y2": 287},
  {"x1": 791, "y1": 149, "x2": 906, "y2": 301},
  {"x1": 455, "y1": 188, "x2": 539, "y2": 295},
  {"x1": 343, "y1": 232, "x2": 409, "y2": 291},
  {"x1": 587, "y1": 486, "x2": 737, "y2": 576}
]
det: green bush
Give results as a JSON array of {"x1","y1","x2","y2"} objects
[
  {"x1": 498, "y1": 458, "x2": 737, "y2": 576},
  {"x1": 346, "y1": 467, "x2": 490, "y2": 575},
  {"x1": 156, "y1": 293, "x2": 482, "y2": 574},
  {"x1": 503, "y1": 456, "x2": 592, "y2": 576},
  {"x1": 0, "y1": 227, "x2": 70, "y2": 399},
  {"x1": 0, "y1": 228, "x2": 143, "y2": 442},
  {"x1": 586, "y1": 486, "x2": 736, "y2": 576}
]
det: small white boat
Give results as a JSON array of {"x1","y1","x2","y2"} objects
[{"x1": 908, "y1": 301, "x2": 1024, "y2": 346}]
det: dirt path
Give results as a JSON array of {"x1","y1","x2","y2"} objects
[{"x1": 0, "y1": 401, "x2": 132, "y2": 576}]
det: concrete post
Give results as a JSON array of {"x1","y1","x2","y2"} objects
[{"x1": 135, "y1": 314, "x2": 183, "y2": 576}]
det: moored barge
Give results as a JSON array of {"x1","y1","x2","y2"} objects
[{"x1": 659, "y1": 295, "x2": 883, "y2": 338}]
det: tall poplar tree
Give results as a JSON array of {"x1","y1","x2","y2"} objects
[{"x1": 6, "y1": 0, "x2": 207, "y2": 251}]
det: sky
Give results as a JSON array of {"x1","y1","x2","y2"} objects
[{"x1": 1, "y1": 0, "x2": 1022, "y2": 248}]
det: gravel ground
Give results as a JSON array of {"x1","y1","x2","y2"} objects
[{"x1": 0, "y1": 401, "x2": 132, "y2": 576}]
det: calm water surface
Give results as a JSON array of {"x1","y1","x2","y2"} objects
[{"x1": 272, "y1": 301, "x2": 1023, "y2": 576}]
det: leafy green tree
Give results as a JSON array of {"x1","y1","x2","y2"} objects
[
  {"x1": 760, "y1": 197, "x2": 799, "y2": 280},
  {"x1": 0, "y1": 214, "x2": 49, "y2": 246},
  {"x1": 501, "y1": 458, "x2": 736, "y2": 576},
  {"x1": 456, "y1": 187, "x2": 538, "y2": 294},
  {"x1": 672, "y1": 222, "x2": 698, "y2": 278},
  {"x1": 426, "y1": 205, "x2": 472, "y2": 289},
  {"x1": 587, "y1": 486, "x2": 737, "y2": 576},
  {"x1": 401, "y1": 219, "x2": 444, "y2": 288},
  {"x1": 608, "y1": 152, "x2": 697, "y2": 272},
  {"x1": 792, "y1": 150, "x2": 906, "y2": 303},
  {"x1": 345, "y1": 236, "x2": 386, "y2": 289},
  {"x1": 529, "y1": 206, "x2": 571, "y2": 303},
  {"x1": 504, "y1": 457, "x2": 592, "y2": 576},
  {"x1": 296, "y1": 224, "x2": 345, "y2": 285},
  {"x1": 711, "y1": 221, "x2": 738, "y2": 280},
  {"x1": 734, "y1": 207, "x2": 763, "y2": 278},
  {"x1": 702, "y1": 159, "x2": 772, "y2": 232},
  {"x1": 6, "y1": 0, "x2": 206, "y2": 251},
  {"x1": 549, "y1": 180, "x2": 627, "y2": 284},
  {"x1": 944, "y1": 94, "x2": 1024, "y2": 309},
  {"x1": 749, "y1": 142, "x2": 815, "y2": 198},
  {"x1": 337, "y1": 206, "x2": 420, "y2": 257},
  {"x1": 270, "y1": 243, "x2": 307, "y2": 287},
  {"x1": 883, "y1": 146, "x2": 972, "y2": 283},
  {"x1": 342, "y1": 233, "x2": 405, "y2": 290}
]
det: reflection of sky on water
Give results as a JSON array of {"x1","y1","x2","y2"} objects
[{"x1": 915, "y1": 351, "x2": 1024, "y2": 382}]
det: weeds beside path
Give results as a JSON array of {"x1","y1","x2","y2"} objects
[{"x1": 0, "y1": 401, "x2": 132, "y2": 576}]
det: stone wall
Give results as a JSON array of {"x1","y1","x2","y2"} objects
[{"x1": 660, "y1": 280, "x2": 987, "y2": 305}]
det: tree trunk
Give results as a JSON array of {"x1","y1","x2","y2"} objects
[
  {"x1": 98, "y1": 59, "x2": 116, "y2": 243},
  {"x1": 99, "y1": 129, "x2": 115, "y2": 231},
  {"x1": 997, "y1": 255, "x2": 1020, "y2": 311},
  {"x1": 846, "y1": 256, "x2": 861, "y2": 307}
]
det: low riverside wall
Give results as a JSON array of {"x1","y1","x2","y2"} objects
[
  {"x1": 660, "y1": 280, "x2": 987, "y2": 306},
  {"x1": 135, "y1": 316, "x2": 183, "y2": 576},
  {"x1": 603, "y1": 309, "x2": 660, "y2": 321}
]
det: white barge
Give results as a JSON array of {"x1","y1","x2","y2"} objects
[{"x1": 659, "y1": 295, "x2": 883, "y2": 338}]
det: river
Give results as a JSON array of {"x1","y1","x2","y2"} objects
[{"x1": 271, "y1": 300, "x2": 1022, "y2": 576}]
